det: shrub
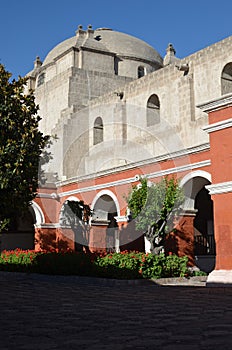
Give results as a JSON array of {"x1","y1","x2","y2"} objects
[
  {"x1": 94, "y1": 251, "x2": 142, "y2": 279},
  {"x1": 33, "y1": 251, "x2": 94, "y2": 276},
  {"x1": 136, "y1": 253, "x2": 189, "y2": 279},
  {"x1": 0, "y1": 249, "x2": 192, "y2": 279},
  {"x1": 94, "y1": 251, "x2": 189, "y2": 279}
]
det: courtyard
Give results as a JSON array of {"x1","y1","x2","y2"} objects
[{"x1": 0, "y1": 272, "x2": 232, "y2": 349}]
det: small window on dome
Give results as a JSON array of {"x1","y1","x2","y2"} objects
[
  {"x1": 138, "y1": 66, "x2": 145, "y2": 78},
  {"x1": 37, "y1": 73, "x2": 45, "y2": 87}
]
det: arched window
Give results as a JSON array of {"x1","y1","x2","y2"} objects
[
  {"x1": 93, "y1": 117, "x2": 103, "y2": 145},
  {"x1": 37, "y1": 72, "x2": 45, "y2": 87},
  {"x1": 146, "y1": 94, "x2": 160, "y2": 126},
  {"x1": 138, "y1": 66, "x2": 145, "y2": 78},
  {"x1": 221, "y1": 63, "x2": 232, "y2": 95}
]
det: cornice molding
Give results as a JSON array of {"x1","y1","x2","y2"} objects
[
  {"x1": 146, "y1": 160, "x2": 211, "y2": 180},
  {"x1": 197, "y1": 93, "x2": 232, "y2": 113},
  {"x1": 37, "y1": 192, "x2": 58, "y2": 199},
  {"x1": 206, "y1": 181, "x2": 232, "y2": 195},
  {"x1": 202, "y1": 118, "x2": 232, "y2": 133}
]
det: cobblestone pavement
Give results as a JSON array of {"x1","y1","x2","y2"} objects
[{"x1": 0, "y1": 272, "x2": 232, "y2": 350}]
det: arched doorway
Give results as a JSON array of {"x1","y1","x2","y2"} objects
[
  {"x1": 194, "y1": 187, "x2": 215, "y2": 255},
  {"x1": 181, "y1": 171, "x2": 215, "y2": 272},
  {"x1": 91, "y1": 192, "x2": 119, "y2": 252}
]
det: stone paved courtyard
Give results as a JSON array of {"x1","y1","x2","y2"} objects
[{"x1": 0, "y1": 272, "x2": 232, "y2": 349}]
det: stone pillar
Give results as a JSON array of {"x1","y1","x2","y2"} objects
[
  {"x1": 199, "y1": 94, "x2": 232, "y2": 285},
  {"x1": 89, "y1": 221, "x2": 110, "y2": 253},
  {"x1": 115, "y1": 216, "x2": 128, "y2": 253},
  {"x1": 34, "y1": 226, "x2": 58, "y2": 251},
  {"x1": 57, "y1": 227, "x2": 75, "y2": 251}
]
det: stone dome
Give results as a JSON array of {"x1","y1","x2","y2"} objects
[{"x1": 43, "y1": 27, "x2": 163, "y2": 67}]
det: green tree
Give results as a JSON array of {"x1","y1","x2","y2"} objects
[
  {"x1": 127, "y1": 176, "x2": 184, "y2": 254},
  {"x1": 0, "y1": 64, "x2": 51, "y2": 232}
]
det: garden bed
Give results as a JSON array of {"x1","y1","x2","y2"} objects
[{"x1": 0, "y1": 249, "x2": 207, "y2": 280}]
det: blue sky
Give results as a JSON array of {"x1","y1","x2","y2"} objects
[{"x1": 1, "y1": 0, "x2": 232, "y2": 79}]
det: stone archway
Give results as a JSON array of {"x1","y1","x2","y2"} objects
[
  {"x1": 91, "y1": 191, "x2": 119, "y2": 252},
  {"x1": 180, "y1": 171, "x2": 215, "y2": 272},
  {"x1": 58, "y1": 196, "x2": 90, "y2": 252},
  {"x1": 31, "y1": 202, "x2": 45, "y2": 225}
]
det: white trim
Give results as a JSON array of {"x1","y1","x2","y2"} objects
[
  {"x1": 59, "y1": 176, "x2": 135, "y2": 197},
  {"x1": 37, "y1": 192, "x2": 58, "y2": 199},
  {"x1": 91, "y1": 190, "x2": 120, "y2": 216},
  {"x1": 197, "y1": 93, "x2": 232, "y2": 113},
  {"x1": 180, "y1": 170, "x2": 212, "y2": 188},
  {"x1": 115, "y1": 216, "x2": 128, "y2": 223},
  {"x1": 34, "y1": 223, "x2": 60, "y2": 229},
  {"x1": 31, "y1": 201, "x2": 45, "y2": 225},
  {"x1": 202, "y1": 118, "x2": 232, "y2": 133},
  {"x1": 65, "y1": 196, "x2": 79, "y2": 202},
  {"x1": 59, "y1": 160, "x2": 211, "y2": 198},
  {"x1": 206, "y1": 181, "x2": 232, "y2": 195},
  {"x1": 147, "y1": 160, "x2": 211, "y2": 180},
  {"x1": 179, "y1": 171, "x2": 212, "y2": 211},
  {"x1": 37, "y1": 193, "x2": 51, "y2": 198}
]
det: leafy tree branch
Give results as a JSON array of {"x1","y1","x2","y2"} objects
[{"x1": 127, "y1": 176, "x2": 184, "y2": 254}]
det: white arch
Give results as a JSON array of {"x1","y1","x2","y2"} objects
[
  {"x1": 31, "y1": 201, "x2": 45, "y2": 225},
  {"x1": 91, "y1": 190, "x2": 120, "y2": 216},
  {"x1": 180, "y1": 170, "x2": 212, "y2": 188},
  {"x1": 179, "y1": 170, "x2": 212, "y2": 211},
  {"x1": 59, "y1": 196, "x2": 80, "y2": 222},
  {"x1": 65, "y1": 196, "x2": 80, "y2": 202}
]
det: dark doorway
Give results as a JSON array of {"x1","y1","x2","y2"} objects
[
  {"x1": 194, "y1": 187, "x2": 215, "y2": 272},
  {"x1": 93, "y1": 195, "x2": 118, "y2": 252},
  {"x1": 194, "y1": 187, "x2": 215, "y2": 255}
]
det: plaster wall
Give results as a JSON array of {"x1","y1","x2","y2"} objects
[
  {"x1": 81, "y1": 50, "x2": 114, "y2": 74},
  {"x1": 44, "y1": 64, "x2": 57, "y2": 81},
  {"x1": 117, "y1": 57, "x2": 158, "y2": 78},
  {"x1": 32, "y1": 33, "x2": 232, "y2": 183},
  {"x1": 35, "y1": 69, "x2": 71, "y2": 134},
  {"x1": 82, "y1": 36, "x2": 232, "y2": 179},
  {"x1": 56, "y1": 52, "x2": 74, "y2": 75}
]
